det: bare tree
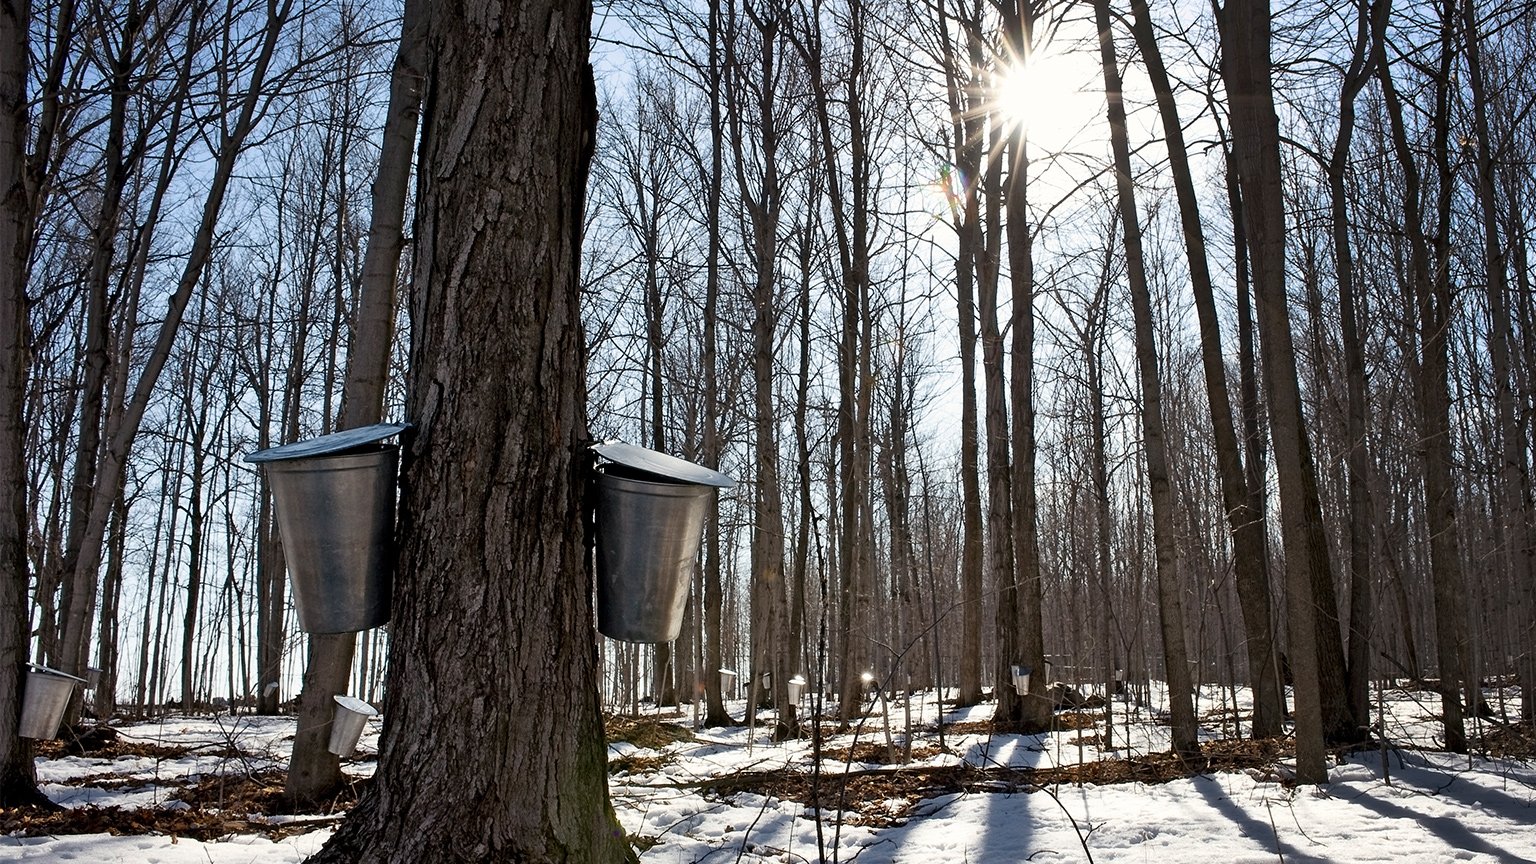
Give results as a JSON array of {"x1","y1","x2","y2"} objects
[
  {"x1": 286, "y1": 0, "x2": 423, "y2": 807},
  {"x1": 0, "y1": 0, "x2": 53, "y2": 808},
  {"x1": 1092, "y1": 0, "x2": 1196, "y2": 756},
  {"x1": 1127, "y1": 0, "x2": 1283, "y2": 737},
  {"x1": 307, "y1": 0, "x2": 633, "y2": 857},
  {"x1": 1217, "y1": 0, "x2": 1329, "y2": 783}
]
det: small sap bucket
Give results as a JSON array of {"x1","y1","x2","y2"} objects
[
  {"x1": 1011, "y1": 664, "x2": 1033, "y2": 696},
  {"x1": 247, "y1": 423, "x2": 407, "y2": 634},
  {"x1": 592, "y1": 442, "x2": 733, "y2": 643},
  {"x1": 719, "y1": 669, "x2": 738, "y2": 697},
  {"x1": 327, "y1": 694, "x2": 378, "y2": 757},
  {"x1": 20, "y1": 665, "x2": 85, "y2": 739},
  {"x1": 787, "y1": 675, "x2": 806, "y2": 703}
]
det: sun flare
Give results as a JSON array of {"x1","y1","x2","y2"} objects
[{"x1": 988, "y1": 46, "x2": 1101, "y2": 153}]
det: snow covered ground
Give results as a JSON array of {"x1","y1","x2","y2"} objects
[{"x1": 1, "y1": 682, "x2": 1531, "y2": 862}]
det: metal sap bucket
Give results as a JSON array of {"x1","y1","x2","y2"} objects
[
  {"x1": 592, "y1": 442, "x2": 733, "y2": 643},
  {"x1": 20, "y1": 665, "x2": 85, "y2": 739},
  {"x1": 787, "y1": 675, "x2": 806, "y2": 703},
  {"x1": 247, "y1": 423, "x2": 408, "y2": 633},
  {"x1": 327, "y1": 694, "x2": 378, "y2": 757}
]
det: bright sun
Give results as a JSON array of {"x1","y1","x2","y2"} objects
[{"x1": 989, "y1": 47, "x2": 1102, "y2": 154}]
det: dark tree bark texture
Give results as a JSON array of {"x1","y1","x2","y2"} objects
[
  {"x1": 0, "y1": 0, "x2": 50, "y2": 809},
  {"x1": 308, "y1": 0, "x2": 634, "y2": 859}
]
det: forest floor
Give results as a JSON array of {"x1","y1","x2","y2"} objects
[{"x1": 0, "y1": 681, "x2": 1531, "y2": 862}]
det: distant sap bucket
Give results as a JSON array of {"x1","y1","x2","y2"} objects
[
  {"x1": 592, "y1": 442, "x2": 733, "y2": 644},
  {"x1": 327, "y1": 694, "x2": 378, "y2": 757},
  {"x1": 20, "y1": 665, "x2": 85, "y2": 740},
  {"x1": 247, "y1": 423, "x2": 407, "y2": 634},
  {"x1": 788, "y1": 675, "x2": 807, "y2": 703},
  {"x1": 719, "y1": 669, "x2": 738, "y2": 694}
]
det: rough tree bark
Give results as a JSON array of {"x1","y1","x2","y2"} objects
[
  {"x1": 306, "y1": 0, "x2": 634, "y2": 858},
  {"x1": 0, "y1": 0, "x2": 52, "y2": 808}
]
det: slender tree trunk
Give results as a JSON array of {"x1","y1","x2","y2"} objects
[
  {"x1": 1218, "y1": 0, "x2": 1329, "y2": 783},
  {"x1": 94, "y1": 486, "x2": 129, "y2": 719},
  {"x1": 1461, "y1": 0, "x2": 1536, "y2": 724},
  {"x1": 285, "y1": 0, "x2": 424, "y2": 805},
  {"x1": 976, "y1": 97, "x2": 1017, "y2": 726},
  {"x1": 1325, "y1": 0, "x2": 1382, "y2": 733},
  {"x1": 1094, "y1": 0, "x2": 1197, "y2": 755},
  {"x1": 701, "y1": 0, "x2": 732, "y2": 729},
  {"x1": 934, "y1": 0, "x2": 984, "y2": 707},
  {"x1": 1085, "y1": 250, "x2": 1118, "y2": 749},
  {"x1": 1002, "y1": 0, "x2": 1051, "y2": 734},
  {"x1": 1375, "y1": 7, "x2": 1468, "y2": 753},
  {"x1": 0, "y1": 0, "x2": 51, "y2": 807},
  {"x1": 727, "y1": 0, "x2": 794, "y2": 735},
  {"x1": 793, "y1": 0, "x2": 874, "y2": 725},
  {"x1": 1129, "y1": 0, "x2": 1282, "y2": 737}
]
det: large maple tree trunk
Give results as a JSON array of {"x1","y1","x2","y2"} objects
[{"x1": 308, "y1": 0, "x2": 633, "y2": 858}]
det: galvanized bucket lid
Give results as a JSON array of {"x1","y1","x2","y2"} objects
[
  {"x1": 245, "y1": 423, "x2": 409, "y2": 464},
  {"x1": 27, "y1": 664, "x2": 87, "y2": 684},
  {"x1": 591, "y1": 441, "x2": 734, "y2": 488}
]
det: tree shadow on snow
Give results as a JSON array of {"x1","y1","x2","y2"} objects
[{"x1": 1190, "y1": 775, "x2": 1330, "y2": 864}]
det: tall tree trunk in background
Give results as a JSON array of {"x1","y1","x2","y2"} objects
[
  {"x1": 1218, "y1": 0, "x2": 1328, "y2": 783},
  {"x1": 1094, "y1": 0, "x2": 1197, "y2": 756},
  {"x1": 1002, "y1": 0, "x2": 1051, "y2": 734},
  {"x1": 1462, "y1": 0, "x2": 1536, "y2": 723},
  {"x1": 790, "y1": 205, "x2": 817, "y2": 687},
  {"x1": 180, "y1": 389, "x2": 210, "y2": 711},
  {"x1": 1130, "y1": 0, "x2": 1282, "y2": 738},
  {"x1": 729, "y1": 0, "x2": 794, "y2": 736},
  {"x1": 1377, "y1": 8, "x2": 1469, "y2": 753},
  {"x1": 701, "y1": 0, "x2": 732, "y2": 729},
  {"x1": 1327, "y1": 0, "x2": 1382, "y2": 732},
  {"x1": 0, "y1": 0, "x2": 51, "y2": 808},
  {"x1": 935, "y1": 0, "x2": 984, "y2": 707},
  {"x1": 978, "y1": 105, "x2": 1016, "y2": 728},
  {"x1": 644, "y1": 185, "x2": 672, "y2": 706},
  {"x1": 307, "y1": 0, "x2": 633, "y2": 857},
  {"x1": 794, "y1": 0, "x2": 874, "y2": 724},
  {"x1": 285, "y1": 0, "x2": 424, "y2": 806},
  {"x1": 1085, "y1": 239, "x2": 1117, "y2": 749},
  {"x1": 94, "y1": 487, "x2": 129, "y2": 718}
]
